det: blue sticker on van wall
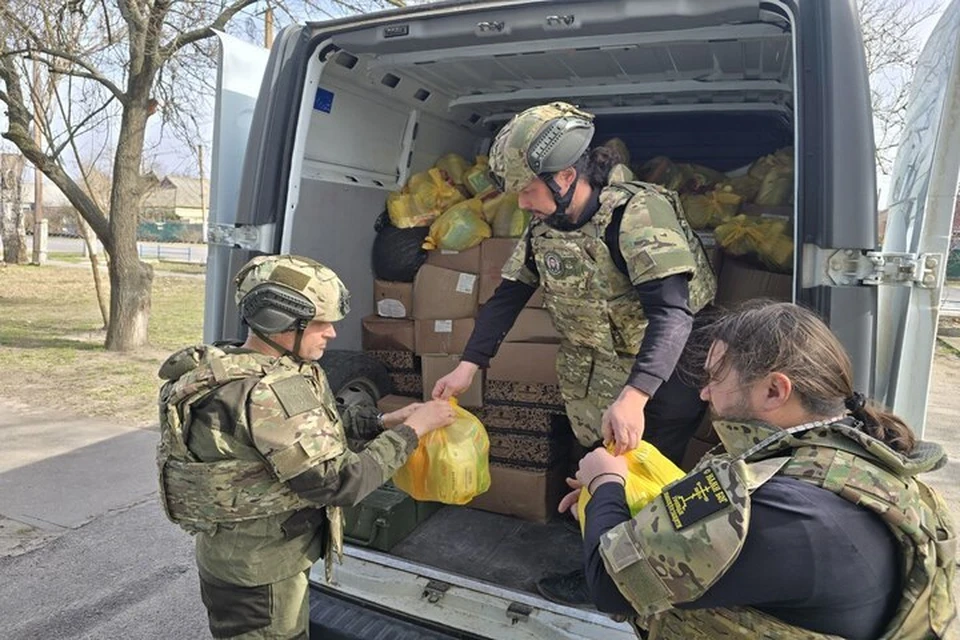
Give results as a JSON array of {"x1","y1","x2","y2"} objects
[{"x1": 314, "y1": 88, "x2": 334, "y2": 113}]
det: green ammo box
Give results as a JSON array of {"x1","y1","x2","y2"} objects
[{"x1": 343, "y1": 484, "x2": 441, "y2": 552}]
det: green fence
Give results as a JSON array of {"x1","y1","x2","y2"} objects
[{"x1": 138, "y1": 221, "x2": 204, "y2": 243}]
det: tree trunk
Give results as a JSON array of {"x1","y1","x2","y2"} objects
[
  {"x1": 104, "y1": 102, "x2": 153, "y2": 351},
  {"x1": 1, "y1": 154, "x2": 26, "y2": 264}
]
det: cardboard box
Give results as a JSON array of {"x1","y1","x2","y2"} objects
[
  {"x1": 484, "y1": 380, "x2": 564, "y2": 408},
  {"x1": 467, "y1": 463, "x2": 567, "y2": 523},
  {"x1": 377, "y1": 394, "x2": 420, "y2": 414},
  {"x1": 504, "y1": 308, "x2": 560, "y2": 343},
  {"x1": 361, "y1": 316, "x2": 416, "y2": 352},
  {"x1": 715, "y1": 256, "x2": 793, "y2": 306},
  {"x1": 475, "y1": 404, "x2": 567, "y2": 436},
  {"x1": 415, "y1": 318, "x2": 475, "y2": 355},
  {"x1": 488, "y1": 431, "x2": 571, "y2": 470},
  {"x1": 420, "y1": 354, "x2": 483, "y2": 408},
  {"x1": 478, "y1": 238, "x2": 545, "y2": 308},
  {"x1": 487, "y1": 342, "x2": 559, "y2": 385},
  {"x1": 374, "y1": 280, "x2": 414, "y2": 319},
  {"x1": 425, "y1": 245, "x2": 482, "y2": 274},
  {"x1": 412, "y1": 264, "x2": 479, "y2": 320}
]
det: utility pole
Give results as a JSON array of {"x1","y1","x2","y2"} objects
[
  {"x1": 198, "y1": 144, "x2": 206, "y2": 241},
  {"x1": 31, "y1": 58, "x2": 46, "y2": 265},
  {"x1": 265, "y1": 7, "x2": 274, "y2": 49}
]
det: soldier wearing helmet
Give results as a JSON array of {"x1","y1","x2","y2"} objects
[
  {"x1": 157, "y1": 254, "x2": 455, "y2": 639},
  {"x1": 432, "y1": 102, "x2": 717, "y2": 605}
]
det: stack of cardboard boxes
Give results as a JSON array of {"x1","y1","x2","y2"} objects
[{"x1": 364, "y1": 238, "x2": 572, "y2": 523}]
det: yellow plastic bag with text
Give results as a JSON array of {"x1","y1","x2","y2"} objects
[
  {"x1": 463, "y1": 155, "x2": 499, "y2": 200},
  {"x1": 412, "y1": 167, "x2": 466, "y2": 222},
  {"x1": 577, "y1": 441, "x2": 684, "y2": 534},
  {"x1": 392, "y1": 399, "x2": 491, "y2": 505}
]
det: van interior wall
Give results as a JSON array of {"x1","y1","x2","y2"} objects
[
  {"x1": 288, "y1": 111, "x2": 480, "y2": 351},
  {"x1": 594, "y1": 111, "x2": 792, "y2": 172}
]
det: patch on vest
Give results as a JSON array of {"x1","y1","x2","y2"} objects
[
  {"x1": 543, "y1": 251, "x2": 564, "y2": 276},
  {"x1": 270, "y1": 376, "x2": 322, "y2": 417},
  {"x1": 662, "y1": 466, "x2": 730, "y2": 530}
]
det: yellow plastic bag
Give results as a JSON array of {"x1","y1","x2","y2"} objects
[
  {"x1": 754, "y1": 164, "x2": 794, "y2": 206},
  {"x1": 463, "y1": 155, "x2": 499, "y2": 200},
  {"x1": 392, "y1": 399, "x2": 491, "y2": 505},
  {"x1": 386, "y1": 191, "x2": 433, "y2": 228},
  {"x1": 715, "y1": 215, "x2": 794, "y2": 272},
  {"x1": 680, "y1": 186, "x2": 742, "y2": 229},
  {"x1": 435, "y1": 153, "x2": 472, "y2": 186},
  {"x1": 719, "y1": 174, "x2": 762, "y2": 203},
  {"x1": 481, "y1": 191, "x2": 516, "y2": 224},
  {"x1": 412, "y1": 167, "x2": 466, "y2": 221},
  {"x1": 422, "y1": 198, "x2": 491, "y2": 251},
  {"x1": 577, "y1": 442, "x2": 684, "y2": 534},
  {"x1": 493, "y1": 204, "x2": 531, "y2": 238}
]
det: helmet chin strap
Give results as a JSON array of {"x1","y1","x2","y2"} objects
[
  {"x1": 541, "y1": 172, "x2": 580, "y2": 231},
  {"x1": 249, "y1": 321, "x2": 310, "y2": 362}
]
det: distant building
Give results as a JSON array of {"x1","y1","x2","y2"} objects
[{"x1": 140, "y1": 175, "x2": 209, "y2": 224}]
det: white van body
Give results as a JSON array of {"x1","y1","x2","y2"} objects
[{"x1": 204, "y1": 1, "x2": 960, "y2": 636}]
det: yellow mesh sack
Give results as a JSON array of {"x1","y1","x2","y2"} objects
[
  {"x1": 719, "y1": 174, "x2": 762, "y2": 203},
  {"x1": 577, "y1": 442, "x2": 684, "y2": 534},
  {"x1": 435, "y1": 153, "x2": 472, "y2": 186},
  {"x1": 392, "y1": 399, "x2": 491, "y2": 505},
  {"x1": 422, "y1": 198, "x2": 491, "y2": 251},
  {"x1": 754, "y1": 164, "x2": 794, "y2": 206}
]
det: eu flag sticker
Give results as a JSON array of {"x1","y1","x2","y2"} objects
[
  {"x1": 314, "y1": 88, "x2": 334, "y2": 113},
  {"x1": 662, "y1": 466, "x2": 731, "y2": 530}
]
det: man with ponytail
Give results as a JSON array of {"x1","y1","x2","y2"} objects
[
  {"x1": 567, "y1": 301, "x2": 956, "y2": 639},
  {"x1": 432, "y1": 102, "x2": 717, "y2": 605}
]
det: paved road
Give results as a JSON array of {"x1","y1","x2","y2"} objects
[{"x1": 45, "y1": 236, "x2": 208, "y2": 264}]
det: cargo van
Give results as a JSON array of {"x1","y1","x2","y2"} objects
[{"x1": 203, "y1": 0, "x2": 960, "y2": 636}]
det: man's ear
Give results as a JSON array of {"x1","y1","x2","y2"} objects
[
  {"x1": 760, "y1": 372, "x2": 793, "y2": 412},
  {"x1": 554, "y1": 166, "x2": 578, "y2": 192}
]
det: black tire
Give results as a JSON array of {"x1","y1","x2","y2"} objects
[
  {"x1": 319, "y1": 350, "x2": 392, "y2": 411},
  {"x1": 372, "y1": 211, "x2": 429, "y2": 282}
]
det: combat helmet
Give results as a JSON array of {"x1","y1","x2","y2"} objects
[
  {"x1": 235, "y1": 255, "x2": 350, "y2": 359},
  {"x1": 488, "y1": 103, "x2": 595, "y2": 228}
]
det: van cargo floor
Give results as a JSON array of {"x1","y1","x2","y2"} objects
[{"x1": 390, "y1": 506, "x2": 583, "y2": 595}]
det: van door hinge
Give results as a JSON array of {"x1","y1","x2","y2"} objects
[
  {"x1": 422, "y1": 580, "x2": 450, "y2": 604},
  {"x1": 506, "y1": 602, "x2": 533, "y2": 624},
  {"x1": 207, "y1": 222, "x2": 276, "y2": 252},
  {"x1": 824, "y1": 249, "x2": 942, "y2": 288}
]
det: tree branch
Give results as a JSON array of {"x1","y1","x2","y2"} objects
[
  {"x1": 161, "y1": 0, "x2": 261, "y2": 57},
  {"x1": 18, "y1": 50, "x2": 127, "y2": 104}
]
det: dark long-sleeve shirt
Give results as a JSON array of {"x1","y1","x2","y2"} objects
[
  {"x1": 583, "y1": 478, "x2": 901, "y2": 639},
  {"x1": 461, "y1": 187, "x2": 694, "y2": 397}
]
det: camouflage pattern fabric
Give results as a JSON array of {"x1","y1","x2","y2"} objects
[
  {"x1": 600, "y1": 417, "x2": 957, "y2": 639},
  {"x1": 234, "y1": 254, "x2": 351, "y2": 322},
  {"x1": 501, "y1": 179, "x2": 716, "y2": 445},
  {"x1": 489, "y1": 101, "x2": 595, "y2": 192},
  {"x1": 157, "y1": 345, "x2": 347, "y2": 584}
]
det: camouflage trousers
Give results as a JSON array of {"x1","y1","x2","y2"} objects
[
  {"x1": 199, "y1": 567, "x2": 310, "y2": 639},
  {"x1": 632, "y1": 606, "x2": 843, "y2": 639},
  {"x1": 556, "y1": 343, "x2": 704, "y2": 465}
]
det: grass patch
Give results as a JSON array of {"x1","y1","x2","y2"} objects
[{"x1": 0, "y1": 264, "x2": 205, "y2": 426}]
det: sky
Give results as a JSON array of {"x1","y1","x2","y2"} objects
[{"x1": 3, "y1": 0, "x2": 955, "y2": 205}]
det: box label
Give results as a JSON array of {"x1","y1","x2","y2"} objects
[
  {"x1": 441, "y1": 249, "x2": 460, "y2": 255},
  {"x1": 434, "y1": 320, "x2": 453, "y2": 333},
  {"x1": 376, "y1": 298, "x2": 407, "y2": 318},
  {"x1": 456, "y1": 273, "x2": 477, "y2": 294}
]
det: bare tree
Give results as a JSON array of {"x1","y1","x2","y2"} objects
[
  {"x1": 859, "y1": 0, "x2": 942, "y2": 177},
  {"x1": 0, "y1": 0, "x2": 397, "y2": 350},
  {"x1": 0, "y1": 153, "x2": 25, "y2": 263}
]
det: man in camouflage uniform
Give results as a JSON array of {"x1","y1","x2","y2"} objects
[
  {"x1": 157, "y1": 255, "x2": 455, "y2": 639},
  {"x1": 432, "y1": 102, "x2": 716, "y2": 605},
  {"x1": 568, "y1": 302, "x2": 956, "y2": 639}
]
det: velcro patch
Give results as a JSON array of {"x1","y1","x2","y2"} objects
[
  {"x1": 662, "y1": 466, "x2": 731, "y2": 530},
  {"x1": 270, "y1": 376, "x2": 322, "y2": 417}
]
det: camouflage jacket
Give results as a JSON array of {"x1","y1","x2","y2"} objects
[
  {"x1": 599, "y1": 417, "x2": 957, "y2": 639},
  {"x1": 502, "y1": 178, "x2": 716, "y2": 358},
  {"x1": 157, "y1": 345, "x2": 416, "y2": 585}
]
